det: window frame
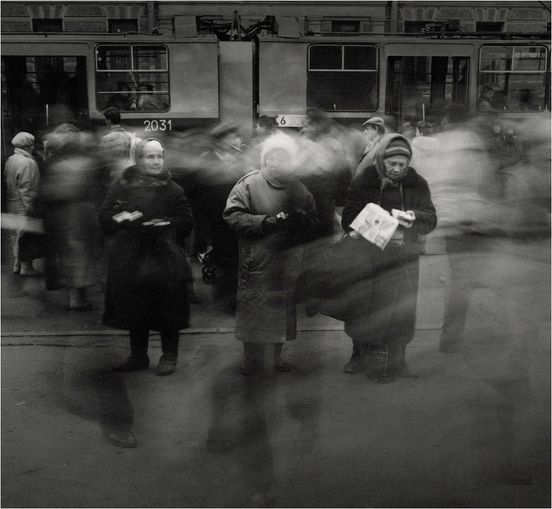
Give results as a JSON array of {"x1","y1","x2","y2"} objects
[
  {"x1": 478, "y1": 44, "x2": 549, "y2": 112},
  {"x1": 307, "y1": 43, "x2": 379, "y2": 113},
  {"x1": 308, "y1": 44, "x2": 379, "y2": 72},
  {"x1": 95, "y1": 43, "x2": 170, "y2": 113}
]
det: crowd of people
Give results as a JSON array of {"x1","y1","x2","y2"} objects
[{"x1": 3, "y1": 105, "x2": 549, "y2": 383}]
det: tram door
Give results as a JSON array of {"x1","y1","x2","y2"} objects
[
  {"x1": 1, "y1": 56, "x2": 88, "y2": 154},
  {"x1": 386, "y1": 55, "x2": 469, "y2": 127}
]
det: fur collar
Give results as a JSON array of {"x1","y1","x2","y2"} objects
[{"x1": 120, "y1": 165, "x2": 170, "y2": 188}]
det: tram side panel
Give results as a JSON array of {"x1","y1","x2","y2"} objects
[{"x1": 258, "y1": 41, "x2": 307, "y2": 120}]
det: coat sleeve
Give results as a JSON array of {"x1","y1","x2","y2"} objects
[
  {"x1": 410, "y1": 177, "x2": 437, "y2": 235},
  {"x1": 98, "y1": 181, "x2": 128, "y2": 235},
  {"x1": 18, "y1": 159, "x2": 40, "y2": 215},
  {"x1": 166, "y1": 187, "x2": 194, "y2": 241},
  {"x1": 223, "y1": 181, "x2": 268, "y2": 236}
]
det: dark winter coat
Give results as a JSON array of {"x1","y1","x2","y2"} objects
[
  {"x1": 223, "y1": 169, "x2": 318, "y2": 343},
  {"x1": 99, "y1": 166, "x2": 194, "y2": 331},
  {"x1": 337, "y1": 135, "x2": 436, "y2": 347}
]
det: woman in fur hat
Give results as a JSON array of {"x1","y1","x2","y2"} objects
[
  {"x1": 223, "y1": 133, "x2": 319, "y2": 375},
  {"x1": 340, "y1": 134, "x2": 437, "y2": 381}
]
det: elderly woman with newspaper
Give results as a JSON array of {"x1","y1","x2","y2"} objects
[{"x1": 339, "y1": 133, "x2": 437, "y2": 382}]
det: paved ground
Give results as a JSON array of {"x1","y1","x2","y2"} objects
[{"x1": 1, "y1": 237, "x2": 550, "y2": 507}]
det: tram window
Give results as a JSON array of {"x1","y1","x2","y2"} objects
[
  {"x1": 307, "y1": 45, "x2": 378, "y2": 111},
  {"x1": 479, "y1": 45, "x2": 548, "y2": 112},
  {"x1": 95, "y1": 45, "x2": 169, "y2": 112},
  {"x1": 386, "y1": 56, "x2": 469, "y2": 122}
]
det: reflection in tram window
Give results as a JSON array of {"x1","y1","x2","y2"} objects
[
  {"x1": 479, "y1": 45, "x2": 548, "y2": 112},
  {"x1": 95, "y1": 45, "x2": 169, "y2": 112},
  {"x1": 386, "y1": 56, "x2": 469, "y2": 123},
  {"x1": 307, "y1": 44, "x2": 378, "y2": 111}
]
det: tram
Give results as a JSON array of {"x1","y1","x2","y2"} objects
[{"x1": 2, "y1": 21, "x2": 550, "y2": 150}]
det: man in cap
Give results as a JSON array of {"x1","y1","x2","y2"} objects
[
  {"x1": 353, "y1": 116, "x2": 386, "y2": 177},
  {"x1": 4, "y1": 132, "x2": 41, "y2": 276}
]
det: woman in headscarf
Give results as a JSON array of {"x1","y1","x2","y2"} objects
[
  {"x1": 341, "y1": 134, "x2": 437, "y2": 381},
  {"x1": 99, "y1": 138, "x2": 194, "y2": 376},
  {"x1": 223, "y1": 133, "x2": 319, "y2": 375}
]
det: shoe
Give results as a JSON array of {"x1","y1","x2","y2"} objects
[
  {"x1": 114, "y1": 355, "x2": 149, "y2": 372},
  {"x1": 102, "y1": 427, "x2": 137, "y2": 448},
  {"x1": 343, "y1": 356, "x2": 362, "y2": 374},
  {"x1": 12, "y1": 263, "x2": 21, "y2": 275},
  {"x1": 156, "y1": 355, "x2": 177, "y2": 376},
  {"x1": 20, "y1": 268, "x2": 42, "y2": 277}
]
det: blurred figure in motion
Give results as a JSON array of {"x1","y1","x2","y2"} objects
[
  {"x1": 196, "y1": 123, "x2": 248, "y2": 312},
  {"x1": 431, "y1": 106, "x2": 497, "y2": 353},
  {"x1": 298, "y1": 108, "x2": 351, "y2": 239},
  {"x1": 224, "y1": 133, "x2": 318, "y2": 375},
  {"x1": 341, "y1": 134, "x2": 437, "y2": 380},
  {"x1": 100, "y1": 138, "x2": 194, "y2": 376},
  {"x1": 99, "y1": 107, "x2": 139, "y2": 185},
  {"x1": 40, "y1": 124, "x2": 99, "y2": 306},
  {"x1": 352, "y1": 116, "x2": 386, "y2": 177},
  {"x1": 4, "y1": 132, "x2": 41, "y2": 276},
  {"x1": 255, "y1": 115, "x2": 278, "y2": 141}
]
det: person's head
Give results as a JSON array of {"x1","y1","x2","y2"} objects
[
  {"x1": 362, "y1": 116, "x2": 385, "y2": 143},
  {"x1": 103, "y1": 107, "x2": 121, "y2": 127},
  {"x1": 376, "y1": 134, "x2": 412, "y2": 182},
  {"x1": 256, "y1": 115, "x2": 277, "y2": 137},
  {"x1": 211, "y1": 123, "x2": 242, "y2": 149},
  {"x1": 260, "y1": 133, "x2": 297, "y2": 183},
  {"x1": 301, "y1": 108, "x2": 333, "y2": 140},
  {"x1": 441, "y1": 104, "x2": 468, "y2": 127},
  {"x1": 400, "y1": 121, "x2": 415, "y2": 139},
  {"x1": 135, "y1": 138, "x2": 165, "y2": 176},
  {"x1": 481, "y1": 85, "x2": 494, "y2": 100},
  {"x1": 11, "y1": 132, "x2": 35, "y2": 152}
]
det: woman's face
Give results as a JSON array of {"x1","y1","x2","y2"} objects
[
  {"x1": 265, "y1": 148, "x2": 293, "y2": 181},
  {"x1": 383, "y1": 155, "x2": 409, "y2": 181},
  {"x1": 139, "y1": 141, "x2": 164, "y2": 176}
]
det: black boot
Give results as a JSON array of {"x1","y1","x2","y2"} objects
[{"x1": 114, "y1": 329, "x2": 150, "y2": 372}]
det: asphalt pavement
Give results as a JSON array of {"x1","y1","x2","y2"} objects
[{"x1": 1, "y1": 239, "x2": 550, "y2": 508}]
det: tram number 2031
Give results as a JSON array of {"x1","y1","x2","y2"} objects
[{"x1": 144, "y1": 119, "x2": 172, "y2": 131}]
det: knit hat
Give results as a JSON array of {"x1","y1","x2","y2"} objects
[
  {"x1": 362, "y1": 117, "x2": 385, "y2": 132},
  {"x1": 11, "y1": 132, "x2": 34, "y2": 148},
  {"x1": 383, "y1": 137, "x2": 412, "y2": 160}
]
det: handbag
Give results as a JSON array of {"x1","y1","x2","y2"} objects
[
  {"x1": 18, "y1": 231, "x2": 46, "y2": 261},
  {"x1": 136, "y1": 233, "x2": 191, "y2": 289}
]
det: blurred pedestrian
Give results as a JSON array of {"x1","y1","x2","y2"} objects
[
  {"x1": 3, "y1": 132, "x2": 41, "y2": 276},
  {"x1": 223, "y1": 133, "x2": 319, "y2": 375},
  {"x1": 99, "y1": 138, "x2": 194, "y2": 376},
  {"x1": 196, "y1": 123, "x2": 247, "y2": 312},
  {"x1": 353, "y1": 116, "x2": 386, "y2": 177},
  {"x1": 340, "y1": 134, "x2": 437, "y2": 380},
  {"x1": 298, "y1": 108, "x2": 351, "y2": 239},
  {"x1": 40, "y1": 124, "x2": 100, "y2": 306}
]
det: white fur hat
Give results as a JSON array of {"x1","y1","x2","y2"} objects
[{"x1": 260, "y1": 132, "x2": 297, "y2": 168}]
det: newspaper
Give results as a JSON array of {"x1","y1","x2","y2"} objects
[{"x1": 349, "y1": 203, "x2": 399, "y2": 250}]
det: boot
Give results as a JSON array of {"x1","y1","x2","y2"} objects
[
  {"x1": 240, "y1": 343, "x2": 262, "y2": 376},
  {"x1": 343, "y1": 354, "x2": 362, "y2": 374},
  {"x1": 69, "y1": 287, "x2": 93, "y2": 311},
  {"x1": 274, "y1": 343, "x2": 292, "y2": 372},
  {"x1": 363, "y1": 345, "x2": 392, "y2": 383},
  {"x1": 20, "y1": 262, "x2": 41, "y2": 277},
  {"x1": 156, "y1": 355, "x2": 177, "y2": 376}
]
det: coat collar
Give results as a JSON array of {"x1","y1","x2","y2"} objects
[{"x1": 13, "y1": 148, "x2": 34, "y2": 159}]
